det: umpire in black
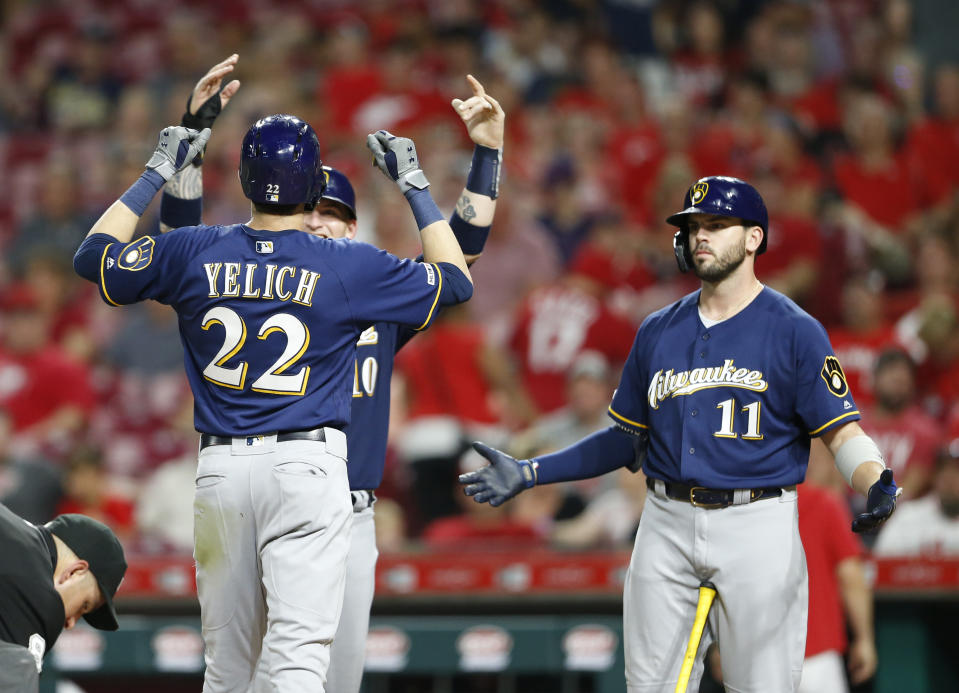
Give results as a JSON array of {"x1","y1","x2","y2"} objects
[{"x1": 0, "y1": 502, "x2": 127, "y2": 692}]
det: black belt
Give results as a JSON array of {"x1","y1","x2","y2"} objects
[
  {"x1": 199, "y1": 428, "x2": 327, "y2": 451},
  {"x1": 647, "y1": 477, "x2": 783, "y2": 509}
]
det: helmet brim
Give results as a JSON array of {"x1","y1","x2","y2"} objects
[{"x1": 666, "y1": 206, "x2": 707, "y2": 227}]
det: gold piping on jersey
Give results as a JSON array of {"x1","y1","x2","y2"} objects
[
  {"x1": 414, "y1": 263, "x2": 443, "y2": 331},
  {"x1": 99, "y1": 244, "x2": 120, "y2": 306},
  {"x1": 808, "y1": 410, "x2": 860, "y2": 436},
  {"x1": 608, "y1": 406, "x2": 649, "y2": 430}
]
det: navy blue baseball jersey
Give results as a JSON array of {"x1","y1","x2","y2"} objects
[
  {"x1": 608, "y1": 287, "x2": 859, "y2": 488},
  {"x1": 81, "y1": 225, "x2": 445, "y2": 435},
  {"x1": 343, "y1": 323, "x2": 417, "y2": 491}
]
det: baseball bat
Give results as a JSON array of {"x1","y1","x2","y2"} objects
[{"x1": 674, "y1": 580, "x2": 717, "y2": 693}]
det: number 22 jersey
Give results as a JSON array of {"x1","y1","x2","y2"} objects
[{"x1": 82, "y1": 224, "x2": 446, "y2": 435}]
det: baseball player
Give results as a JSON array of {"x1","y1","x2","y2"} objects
[
  {"x1": 460, "y1": 176, "x2": 900, "y2": 692},
  {"x1": 73, "y1": 97, "x2": 473, "y2": 691},
  {"x1": 161, "y1": 57, "x2": 503, "y2": 693}
]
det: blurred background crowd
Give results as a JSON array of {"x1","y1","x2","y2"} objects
[{"x1": 1, "y1": 0, "x2": 958, "y2": 561}]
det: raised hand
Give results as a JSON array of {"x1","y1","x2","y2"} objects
[
  {"x1": 451, "y1": 74, "x2": 505, "y2": 150},
  {"x1": 183, "y1": 53, "x2": 242, "y2": 131},
  {"x1": 366, "y1": 130, "x2": 430, "y2": 193},
  {"x1": 145, "y1": 126, "x2": 211, "y2": 181}
]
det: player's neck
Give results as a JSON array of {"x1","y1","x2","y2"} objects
[
  {"x1": 247, "y1": 211, "x2": 307, "y2": 233},
  {"x1": 699, "y1": 271, "x2": 764, "y2": 322}
]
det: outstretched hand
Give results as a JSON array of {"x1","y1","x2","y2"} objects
[
  {"x1": 458, "y1": 442, "x2": 536, "y2": 506},
  {"x1": 451, "y1": 75, "x2": 505, "y2": 150}
]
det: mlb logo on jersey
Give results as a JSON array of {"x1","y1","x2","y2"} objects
[{"x1": 255, "y1": 241, "x2": 274, "y2": 254}]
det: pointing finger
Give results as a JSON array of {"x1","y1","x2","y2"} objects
[{"x1": 466, "y1": 73, "x2": 486, "y2": 98}]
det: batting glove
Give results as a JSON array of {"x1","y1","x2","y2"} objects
[
  {"x1": 852, "y1": 469, "x2": 901, "y2": 533},
  {"x1": 366, "y1": 130, "x2": 430, "y2": 193},
  {"x1": 459, "y1": 442, "x2": 536, "y2": 507},
  {"x1": 145, "y1": 126, "x2": 211, "y2": 182}
]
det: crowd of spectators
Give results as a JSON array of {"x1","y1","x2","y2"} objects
[{"x1": 1, "y1": 0, "x2": 958, "y2": 559}]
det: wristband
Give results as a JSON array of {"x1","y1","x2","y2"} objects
[
  {"x1": 466, "y1": 145, "x2": 502, "y2": 199},
  {"x1": 449, "y1": 213, "x2": 490, "y2": 255},
  {"x1": 160, "y1": 192, "x2": 202, "y2": 230},
  {"x1": 404, "y1": 188, "x2": 444, "y2": 230},
  {"x1": 119, "y1": 170, "x2": 166, "y2": 217}
]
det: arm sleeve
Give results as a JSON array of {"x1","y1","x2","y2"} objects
[
  {"x1": 794, "y1": 317, "x2": 862, "y2": 436},
  {"x1": 340, "y1": 243, "x2": 471, "y2": 330},
  {"x1": 533, "y1": 426, "x2": 643, "y2": 484}
]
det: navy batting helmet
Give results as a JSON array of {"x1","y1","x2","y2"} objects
[
  {"x1": 320, "y1": 166, "x2": 357, "y2": 219},
  {"x1": 239, "y1": 114, "x2": 325, "y2": 207},
  {"x1": 666, "y1": 176, "x2": 769, "y2": 272}
]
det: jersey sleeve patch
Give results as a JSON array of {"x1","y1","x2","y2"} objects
[
  {"x1": 117, "y1": 237, "x2": 156, "y2": 271},
  {"x1": 820, "y1": 355, "x2": 849, "y2": 398}
]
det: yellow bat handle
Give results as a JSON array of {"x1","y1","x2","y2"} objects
[{"x1": 675, "y1": 582, "x2": 717, "y2": 693}]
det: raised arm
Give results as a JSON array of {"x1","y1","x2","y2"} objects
[
  {"x1": 449, "y1": 74, "x2": 504, "y2": 264},
  {"x1": 159, "y1": 54, "x2": 241, "y2": 233},
  {"x1": 82, "y1": 126, "x2": 210, "y2": 246},
  {"x1": 367, "y1": 130, "x2": 472, "y2": 283}
]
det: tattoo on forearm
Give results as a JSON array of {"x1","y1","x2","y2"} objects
[
  {"x1": 457, "y1": 194, "x2": 477, "y2": 222},
  {"x1": 165, "y1": 163, "x2": 203, "y2": 200}
]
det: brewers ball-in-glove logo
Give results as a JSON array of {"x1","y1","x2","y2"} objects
[
  {"x1": 117, "y1": 237, "x2": 155, "y2": 271},
  {"x1": 691, "y1": 181, "x2": 709, "y2": 204},
  {"x1": 820, "y1": 356, "x2": 849, "y2": 397}
]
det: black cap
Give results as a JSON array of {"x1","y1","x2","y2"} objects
[{"x1": 45, "y1": 514, "x2": 128, "y2": 630}]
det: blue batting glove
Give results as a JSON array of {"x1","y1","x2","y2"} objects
[
  {"x1": 852, "y1": 469, "x2": 901, "y2": 533},
  {"x1": 458, "y1": 442, "x2": 536, "y2": 507}
]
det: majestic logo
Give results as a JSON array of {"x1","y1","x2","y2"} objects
[
  {"x1": 647, "y1": 359, "x2": 767, "y2": 409},
  {"x1": 424, "y1": 263, "x2": 436, "y2": 286},
  {"x1": 820, "y1": 356, "x2": 849, "y2": 397},
  {"x1": 690, "y1": 181, "x2": 709, "y2": 205}
]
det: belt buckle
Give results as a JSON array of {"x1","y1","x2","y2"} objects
[{"x1": 689, "y1": 486, "x2": 724, "y2": 509}]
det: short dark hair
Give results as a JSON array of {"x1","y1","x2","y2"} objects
[
  {"x1": 873, "y1": 348, "x2": 914, "y2": 376},
  {"x1": 253, "y1": 202, "x2": 300, "y2": 216}
]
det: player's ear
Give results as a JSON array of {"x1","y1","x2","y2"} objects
[
  {"x1": 745, "y1": 224, "x2": 763, "y2": 254},
  {"x1": 345, "y1": 220, "x2": 358, "y2": 241}
]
